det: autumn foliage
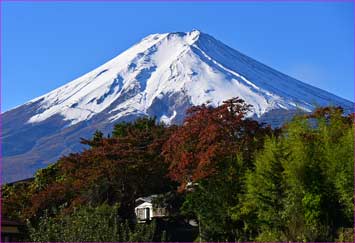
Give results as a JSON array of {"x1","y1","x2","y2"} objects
[
  {"x1": 4, "y1": 117, "x2": 176, "y2": 221},
  {"x1": 1, "y1": 98, "x2": 353, "y2": 242},
  {"x1": 162, "y1": 98, "x2": 274, "y2": 189}
]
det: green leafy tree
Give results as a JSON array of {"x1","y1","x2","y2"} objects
[
  {"x1": 164, "y1": 98, "x2": 274, "y2": 241},
  {"x1": 181, "y1": 156, "x2": 246, "y2": 241},
  {"x1": 237, "y1": 137, "x2": 287, "y2": 241},
  {"x1": 239, "y1": 107, "x2": 354, "y2": 242},
  {"x1": 80, "y1": 129, "x2": 104, "y2": 147},
  {"x1": 27, "y1": 203, "x2": 157, "y2": 242}
]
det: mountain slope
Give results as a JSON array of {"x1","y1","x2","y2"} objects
[{"x1": 2, "y1": 30, "x2": 353, "y2": 182}]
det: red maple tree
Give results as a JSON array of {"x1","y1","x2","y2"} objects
[{"x1": 162, "y1": 97, "x2": 273, "y2": 190}]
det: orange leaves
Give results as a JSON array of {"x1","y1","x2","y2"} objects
[
  {"x1": 27, "y1": 181, "x2": 74, "y2": 219},
  {"x1": 3, "y1": 103, "x2": 275, "y2": 221},
  {"x1": 162, "y1": 97, "x2": 272, "y2": 189},
  {"x1": 17, "y1": 117, "x2": 176, "y2": 220}
]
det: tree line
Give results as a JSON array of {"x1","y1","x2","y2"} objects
[{"x1": 2, "y1": 98, "x2": 354, "y2": 242}]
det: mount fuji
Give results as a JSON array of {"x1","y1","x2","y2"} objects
[{"x1": 2, "y1": 30, "x2": 353, "y2": 182}]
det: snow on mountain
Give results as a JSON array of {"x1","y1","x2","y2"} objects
[
  {"x1": 3, "y1": 30, "x2": 353, "y2": 182},
  {"x1": 25, "y1": 30, "x2": 351, "y2": 127}
]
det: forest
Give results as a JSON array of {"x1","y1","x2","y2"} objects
[{"x1": 2, "y1": 97, "x2": 354, "y2": 242}]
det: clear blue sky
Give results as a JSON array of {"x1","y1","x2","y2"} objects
[{"x1": 1, "y1": 1, "x2": 354, "y2": 112}]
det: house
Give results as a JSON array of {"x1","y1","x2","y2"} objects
[{"x1": 134, "y1": 195, "x2": 168, "y2": 222}]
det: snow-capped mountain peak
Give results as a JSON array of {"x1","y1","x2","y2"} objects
[
  {"x1": 27, "y1": 30, "x2": 201, "y2": 125},
  {"x1": 3, "y1": 30, "x2": 353, "y2": 182},
  {"x1": 25, "y1": 30, "x2": 352, "y2": 127}
]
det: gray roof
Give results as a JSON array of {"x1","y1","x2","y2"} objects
[{"x1": 135, "y1": 194, "x2": 159, "y2": 204}]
